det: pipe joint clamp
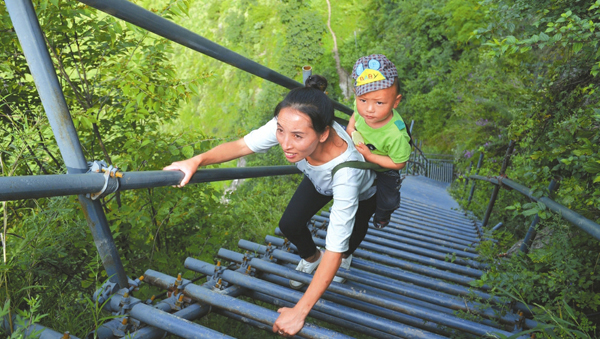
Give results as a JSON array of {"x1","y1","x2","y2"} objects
[{"x1": 87, "y1": 160, "x2": 121, "y2": 200}]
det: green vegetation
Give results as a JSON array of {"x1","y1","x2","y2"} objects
[{"x1": 1, "y1": 0, "x2": 599, "y2": 337}]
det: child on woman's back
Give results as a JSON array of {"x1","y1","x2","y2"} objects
[{"x1": 346, "y1": 54, "x2": 411, "y2": 228}]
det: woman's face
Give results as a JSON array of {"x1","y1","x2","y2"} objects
[{"x1": 276, "y1": 107, "x2": 326, "y2": 163}]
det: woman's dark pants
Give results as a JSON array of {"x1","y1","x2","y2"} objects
[{"x1": 279, "y1": 176, "x2": 377, "y2": 259}]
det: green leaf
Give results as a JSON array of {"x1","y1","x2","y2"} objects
[
  {"x1": 594, "y1": 175, "x2": 600, "y2": 183},
  {"x1": 531, "y1": 34, "x2": 539, "y2": 43},
  {"x1": 522, "y1": 208, "x2": 540, "y2": 217},
  {"x1": 182, "y1": 145, "x2": 194, "y2": 158},
  {"x1": 168, "y1": 145, "x2": 180, "y2": 155},
  {"x1": 506, "y1": 35, "x2": 517, "y2": 44},
  {"x1": 539, "y1": 32, "x2": 550, "y2": 41},
  {"x1": 573, "y1": 42, "x2": 583, "y2": 53}
]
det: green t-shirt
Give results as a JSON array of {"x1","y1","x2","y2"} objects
[{"x1": 353, "y1": 101, "x2": 411, "y2": 164}]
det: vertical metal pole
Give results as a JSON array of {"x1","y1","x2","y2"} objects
[
  {"x1": 418, "y1": 141, "x2": 423, "y2": 175},
  {"x1": 404, "y1": 121, "x2": 415, "y2": 175},
  {"x1": 481, "y1": 141, "x2": 515, "y2": 227},
  {"x1": 6, "y1": 0, "x2": 128, "y2": 288},
  {"x1": 410, "y1": 139, "x2": 417, "y2": 174},
  {"x1": 463, "y1": 161, "x2": 473, "y2": 198},
  {"x1": 520, "y1": 179, "x2": 559, "y2": 254},
  {"x1": 466, "y1": 152, "x2": 484, "y2": 209}
]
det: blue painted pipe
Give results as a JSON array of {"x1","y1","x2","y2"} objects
[
  {"x1": 128, "y1": 304, "x2": 209, "y2": 339},
  {"x1": 350, "y1": 256, "x2": 490, "y2": 298},
  {"x1": 205, "y1": 252, "x2": 516, "y2": 337},
  {"x1": 316, "y1": 212, "x2": 479, "y2": 247},
  {"x1": 492, "y1": 222, "x2": 504, "y2": 232},
  {"x1": 246, "y1": 288, "x2": 407, "y2": 339},
  {"x1": 367, "y1": 226, "x2": 478, "y2": 253},
  {"x1": 311, "y1": 228, "x2": 484, "y2": 277},
  {"x1": 394, "y1": 198, "x2": 471, "y2": 221},
  {"x1": 470, "y1": 174, "x2": 600, "y2": 241},
  {"x1": 75, "y1": 0, "x2": 352, "y2": 115},
  {"x1": 0, "y1": 166, "x2": 300, "y2": 201},
  {"x1": 232, "y1": 246, "x2": 458, "y2": 316},
  {"x1": 129, "y1": 303, "x2": 234, "y2": 339},
  {"x1": 387, "y1": 216, "x2": 482, "y2": 243},
  {"x1": 393, "y1": 208, "x2": 478, "y2": 231},
  {"x1": 388, "y1": 216, "x2": 479, "y2": 240},
  {"x1": 393, "y1": 210, "x2": 477, "y2": 233},
  {"x1": 384, "y1": 221, "x2": 479, "y2": 246},
  {"x1": 316, "y1": 225, "x2": 485, "y2": 268},
  {"x1": 482, "y1": 141, "x2": 515, "y2": 228},
  {"x1": 317, "y1": 211, "x2": 478, "y2": 238},
  {"x1": 1, "y1": 316, "x2": 80, "y2": 339},
  {"x1": 467, "y1": 152, "x2": 485, "y2": 208},
  {"x1": 212, "y1": 308, "x2": 305, "y2": 339},
  {"x1": 308, "y1": 221, "x2": 483, "y2": 267},
  {"x1": 5, "y1": 0, "x2": 128, "y2": 288},
  {"x1": 267, "y1": 234, "x2": 478, "y2": 286},
  {"x1": 253, "y1": 256, "x2": 463, "y2": 321},
  {"x1": 233, "y1": 242, "x2": 527, "y2": 328},
  {"x1": 300, "y1": 222, "x2": 487, "y2": 276},
  {"x1": 357, "y1": 231, "x2": 483, "y2": 268},
  {"x1": 264, "y1": 235, "x2": 534, "y2": 319},
  {"x1": 366, "y1": 227, "x2": 479, "y2": 259},
  {"x1": 184, "y1": 257, "x2": 447, "y2": 339},
  {"x1": 395, "y1": 211, "x2": 476, "y2": 233},
  {"x1": 255, "y1": 274, "x2": 450, "y2": 337},
  {"x1": 144, "y1": 270, "x2": 350, "y2": 339},
  {"x1": 128, "y1": 285, "x2": 246, "y2": 339},
  {"x1": 91, "y1": 283, "x2": 234, "y2": 339}
]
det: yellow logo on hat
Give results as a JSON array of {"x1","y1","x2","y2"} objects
[{"x1": 356, "y1": 69, "x2": 386, "y2": 86}]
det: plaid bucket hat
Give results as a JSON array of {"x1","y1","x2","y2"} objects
[{"x1": 351, "y1": 54, "x2": 398, "y2": 97}]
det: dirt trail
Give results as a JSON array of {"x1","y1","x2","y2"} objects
[{"x1": 326, "y1": 0, "x2": 352, "y2": 100}]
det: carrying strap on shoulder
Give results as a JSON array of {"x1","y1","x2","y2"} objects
[
  {"x1": 405, "y1": 127, "x2": 414, "y2": 148},
  {"x1": 331, "y1": 161, "x2": 382, "y2": 178}
]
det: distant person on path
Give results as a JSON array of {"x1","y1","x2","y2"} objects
[
  {"x1": 164, "y1": 84, "x2": 376, "y2": 337},
  {"x1": 346, "y1": 54, "x2": 411, "y2": 229}
]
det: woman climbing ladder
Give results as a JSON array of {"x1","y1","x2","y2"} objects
[{"x1": 164, "y1": 86, "x2": 376, "y2": 337}]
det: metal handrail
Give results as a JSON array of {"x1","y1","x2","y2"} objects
[
  {"x1": 0, "y1": 166, "x2": 301, "y2": 201},
  {"x1": 469, "y1": 174, "x2": 600, "y2": 241}
]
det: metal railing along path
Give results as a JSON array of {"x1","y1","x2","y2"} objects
[{"x1": 470, "y1": 174, "x2": 600, "y2": 242}]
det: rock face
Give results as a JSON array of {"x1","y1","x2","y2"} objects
[{"x1": 505, "y1": 226, "x2": 554, "y2": 257}]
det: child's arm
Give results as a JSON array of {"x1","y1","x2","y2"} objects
[
  {"x1": 346, "y1": 113, "x2": 357, "y2": 135},
  {"x1": 355, "y1": 144, "x2": 406, "y2": 170}
]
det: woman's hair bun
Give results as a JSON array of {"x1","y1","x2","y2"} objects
[{"x1": 305, "y1": 74, "x2": 328, "y2": 92}]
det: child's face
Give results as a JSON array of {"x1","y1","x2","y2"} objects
[{"x1": 356, "y1": 85, "x2": 402, "y2": 128}]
